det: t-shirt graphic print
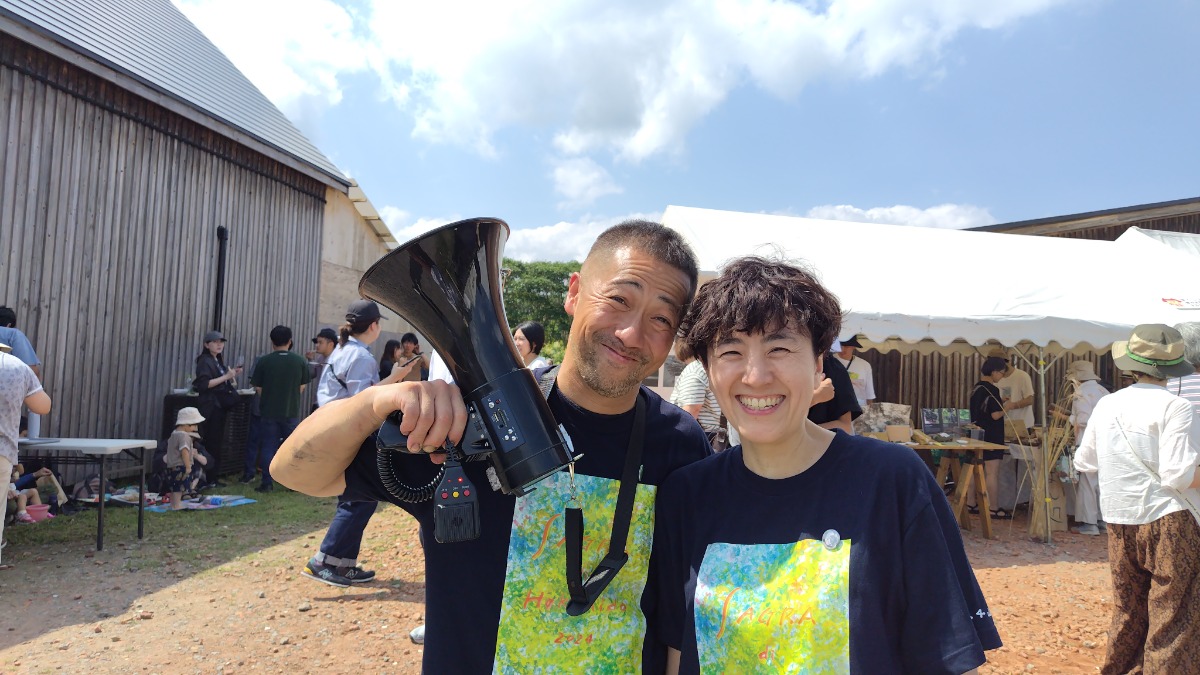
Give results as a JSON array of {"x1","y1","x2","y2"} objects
[
  {"x1": 695, "y1": 539, "x2": 851, "y2": 674},
  {"x1": 493, "y1": 472, "x2": 657, "y2": 673}
]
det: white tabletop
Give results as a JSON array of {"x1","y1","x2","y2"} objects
[{"x1": 18, "y1": 438, "x2": 157, "y2": 455}]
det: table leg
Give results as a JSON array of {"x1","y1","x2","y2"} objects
[
  {"x1": 97, "y1": 455, "x2": 106, "y2": 551},
  {"x1": 137, "y1": 447, "x2": 145, "y2": 540},
  {"x1": 976, "y1": 462, "x2": 994, "y2": 539},
  {"x1": 952, "y1": 456, "x2": 975, "y2": 532}
]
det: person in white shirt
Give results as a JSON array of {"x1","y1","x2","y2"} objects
[
  {"x1": 1073, "y1": 324, "x2": 1200, "y2": 674},
  {"x1": 1167, "y1": 321, "x2": 1200, "y2": 418},
  {"x1": 989, "y1": 348, "x2": 1036, "y2": 432},
  {"x1": 1065, "y1": 361, "x2": 1109, "y2": 535},
  {"x1": 835, "y1": 335, "x2": 875, "y2": 408}
]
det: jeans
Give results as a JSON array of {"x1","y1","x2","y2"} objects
[
  {"x1": 242, "y1": 415, "x2": 264, "y2": 480},
  {"x1": 253, "y1": 416, "x2": 297, "y2": 487},
  {"x1": 315, "y1": 499, "x2": 378, "y2": 567}
]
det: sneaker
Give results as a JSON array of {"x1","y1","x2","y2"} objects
[
  {"x1": 254, "y1": 483, "x2": 274, "y2": 493},
  {"x1": 1073, "y1": 523, "x2": 1101, "y2": 536},
  {"x1": 338, "y1": 566, "x2": 376, "y2": 584},
  {"x1": 302, "y1": 560, "x2": 351, "y2": 587},
  {"x1": 409, "y1": 624, "x2": 425, "y2": 645},
  {"x1": 239, "y1": 474, "x2": 256, "y2": 485},
  {"x1": 15, "y1": 512, "x2": 34, "y2": 524}
]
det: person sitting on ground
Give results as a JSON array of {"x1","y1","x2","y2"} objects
[
  {"x1": 165, "y1": 407, "x2": 206, "y2": 510},
  {"x1": 6, "y1": 464, "x2": 50, "y2": 523}
]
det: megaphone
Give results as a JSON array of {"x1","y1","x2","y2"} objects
[{"x1": 358, "y1": 217, "x2": 575, "y2": 542}]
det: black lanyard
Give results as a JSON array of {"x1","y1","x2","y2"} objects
[{"x1": 564, "y1": 391, "x2": 646, "y2": 616}]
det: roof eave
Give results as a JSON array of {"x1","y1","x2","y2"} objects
[{"x1": 971, "y1": 196, "x2": 1200, "y2": 235}]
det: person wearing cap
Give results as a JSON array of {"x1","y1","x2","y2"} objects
[
  {"x1": 192, "y1": 330, "x2": 243, "y2": 467},
  {"x1": 834, "y1": 335, "x2": 875, "y2": 408},
  {"x1": 1065, "y1": 361, "x2": 1109, "y2": 536},
  {"x1": 303, "y1": 300, "x2": 416, "y2": 588},
  {"x1": 988, "y1": 348, "x2": 1035, "y2": 433},
  {"x1": 306, "y1": 327, "x2": 338, "y2": 381},
  {"x1": 1167, "y1": 321, "x2": 1200, "y2": 419},
  {"x1": 0, "y1": 348, "x2": 51, "y2": 564},
  {"x1": 1074, "y1": 324, "x2": 1200, "y2": 673},
  {"x1": 164, "y1": 407, "x2": 207, "y2": 510}
]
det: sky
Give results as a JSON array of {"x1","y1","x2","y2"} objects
[{"x1": 173, "y1": 0, "x2": 1200, "y2": 262}]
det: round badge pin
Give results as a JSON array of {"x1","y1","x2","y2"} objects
[{"x1": 821, "y1": 529, "x2": 842, "y2": 551}]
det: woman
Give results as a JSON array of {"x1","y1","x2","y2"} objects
[
  {"x1": 968, "y1": 356, "x2": 1011, "y2": 520},
  {"x1": 512, "y1": 320, "x2": 549, "y2": 369},
  {"x1": 302, "y1": 299, "x2": 415, "y2": 586},
  {"x1": 653, "y1": 255, "x2": 999, "y2": 674},
  {"x1": 1066, "y1": 360, "x2": 1108, "y2": 535},
  {"x1": 1073, "y1": 324, "x2": 1200, "y2": 674},
  {"x1": 193, "y1": 330, "x2": 242, "y2": 469},
  {"x1": 379, "y1": 339, "x2": 403, "y2": 382}
]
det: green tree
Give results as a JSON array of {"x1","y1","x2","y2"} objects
[{"x1": 502, "y1": 259, "x2": 580, "y2": 355}]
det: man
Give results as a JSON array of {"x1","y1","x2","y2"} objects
[
  {"x1": 808, "y1": 344, "x2": 862, "y2": 434},
  {"x1": 0, "y1": 306, "x2": 40, "y2": 379},
  {"x1": 834, "y1": 334, "x2": 875, "y2": 408},
  {"x1": 0, "y1": 348, "x2": 51, "y2": 565},
  {"x1": 989, "y1": 348, "x2": 1035, "y2": 433},
  {"x1": 1167, "y1": 321, "x2": 1200, "y2": 417},
  {"x1": 1074, "y1": 324, "x2": 1200, "y2": 673},
  {"x1": 272, "y1": 220, "x2": 711, "y2": 673},
  {"x1": 397, "y1": 333, "x2": 429, "y2": 382},
  {"x1": 248, "y1": 326, "x2": 311, "y2": 493},
  {"x1": 1066, "y1": 360, "x2": 1108, "y2": 535},
  {"x1": 306, "y1": 327, "x2": 338, "y2": 381}
]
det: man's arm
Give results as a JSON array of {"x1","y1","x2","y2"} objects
[
  {"x1": 679, "y1": 403, "x2": 703, "y2": 421},
  {"x1": 665, "y1": 648, "x2": 680, "y2": 675},
  {"x1": 818, "y1": 412, "x2": 853, "y2": 434},
  {"x1": 270, "y1": 380, "x2": 467, "y2": 497}
]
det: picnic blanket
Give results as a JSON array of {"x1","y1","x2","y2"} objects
[{"x1": 146, "y1": 495, "x2": 257, "y2": 512}]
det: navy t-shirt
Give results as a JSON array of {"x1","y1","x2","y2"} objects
[
  {"x1": 809, "y1": 355, "x2": 863, "y2": 425},
  {"x1": 970, "y1": 380, "x2": 1005, "y2": 446},
  {"x1": 652, "y1": 432, "x2": 1001, "y2": 674},
  {"x1": 343, "y1": 384, "x2": 711, "y2": 674}
]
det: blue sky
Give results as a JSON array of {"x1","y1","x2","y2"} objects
[{"x1": 174, "y1": 0, "x2": 1200, "y2": 261}]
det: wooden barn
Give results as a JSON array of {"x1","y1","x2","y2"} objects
[{"x1": 0, "y1": 0, "x2": 404, "y2": 465}]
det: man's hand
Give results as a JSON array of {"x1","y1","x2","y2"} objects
[
  {"x1": 33, "y1": 467, "x2": 53, "y2": 478},
  {"x1": 812, "y1": 375, "x2": 835, "y2": 405},
  {"x1": 371, "y1": 380, "x2": 468, "y2": 465}
]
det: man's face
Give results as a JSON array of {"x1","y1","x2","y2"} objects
[
  {"x1": 315, "y1": 337, "x2": 335, "y2": 357},
  {"x1": 838, "y1": 345, "x2": 856, "y2": 360},
  {"x1": 402, "y1": 340, "x2": 419, "y2": 356},
  {"x1": 564, "y1": 246, "x2": 691, "y2": 399}
]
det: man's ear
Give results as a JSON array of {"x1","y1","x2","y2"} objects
[{"x1": 564, "y1": 272, "x2": 582, "y2": 317}]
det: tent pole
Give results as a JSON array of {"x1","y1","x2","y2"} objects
[{"x1": 1038, "y1": 346, "x2": 1051, "y2": 544}]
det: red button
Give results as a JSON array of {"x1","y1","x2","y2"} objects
[
  {"x1": 441, "y1": 492, "x2": 448, "y2": 499},
  {"x1": 464, "y1": 489, "x2": 471, "y2": 497}
]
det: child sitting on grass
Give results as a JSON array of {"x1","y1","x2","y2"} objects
[
  {"x1": 6, "y1": 465, "x2": 53, "y2": 523},
  {"x1": 165, "y1": 407, "x2": 207, "y2": 510}
]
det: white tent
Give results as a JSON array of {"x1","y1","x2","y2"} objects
[
  {"x1": 1116, "y1": 226, "x2": 1200, "y2": 260},
  {"x1": 662, "y1": 206, "x2": 1200, "y2": 356}
]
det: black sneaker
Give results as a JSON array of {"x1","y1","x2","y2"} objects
[
  {"x1": 239, "y1": 474, "x2": 256, "y2": 485},
  {"x1": 338, "y1": 566, "x2": 376, "y2": 584},
  {"x1": 254, "y1": 483, "x2": 274, "y2": 493},
  {"x1": 302, "y1": 560, "x2": 351, "y2": 587}
]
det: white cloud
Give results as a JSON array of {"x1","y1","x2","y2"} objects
[
  {"x1": 378, "y1": 205, "x2": 457, "y2": 244},
  {"x1": 505, "y1": 212, "x2": 663, "y2": 262},
  {"x1": 806, "y1": 203, "x2": 997, "y2": 229},
  {"x1": 173, "y1": 0, "x2": 370, "y2": 134},
  {"x1": 552, "y1": 158, "x2": 623, "y2": 208}
]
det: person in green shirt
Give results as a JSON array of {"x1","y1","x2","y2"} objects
[{"x1": 249, "y1": 325, "x2": 311, "y2": 492}]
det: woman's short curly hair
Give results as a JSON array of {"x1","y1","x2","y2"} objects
[{"x1": 679, "y1": 255, "x2": 843, "y2": 368}]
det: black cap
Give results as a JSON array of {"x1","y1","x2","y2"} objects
[
  {"x1": 840, "y1": 335, "x2": 862, "y2": 348},
  {"x1": 346, "y1": 299, "x2": 385, "y2": 324},
  {"x1": 311, "y1": 327, "x2": 337, "y2": 344},
  {"x1": 203, "y1": 330, "x2": 226, "y2": 343}
]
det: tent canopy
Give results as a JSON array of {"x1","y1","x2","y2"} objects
[{"x1": 662, "y1": 206, "x2": 1199, "y2": 355}]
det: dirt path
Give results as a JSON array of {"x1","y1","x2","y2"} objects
[{"x1": 1, "y1": 504, "x2": 1109, "y2": 674}]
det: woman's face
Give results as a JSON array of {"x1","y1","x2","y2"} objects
[
  {"x1": 513, "y1": 329, "x2": 532, "y2": 358},
  {"x1": 391, "y1": 343, "x2": 405, "y2": 360},
  {"x1": 707, "y1": 323, "x2": 822, "y2": 449},
  {"x1": 206, "y1": 340, "x2": 225, "y2": 356}
]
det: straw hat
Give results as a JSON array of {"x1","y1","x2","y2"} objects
[
  {"x1": 985, "y1": 346, "x2": 1010, "y2": 361},
  {"x1": 175, "y1": 407, "x2": 206, "y2": 426},
  {"x1": 1112, "y1": 324, "x2": 1194, "y2": 380},
  {"x1": 1066, "y1": 360, "x2": 1101, "y2": 382}
]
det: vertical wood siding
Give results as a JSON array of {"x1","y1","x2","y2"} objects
[{"x1": 0, "y1": 43, "x2": 326, "y2": 444}]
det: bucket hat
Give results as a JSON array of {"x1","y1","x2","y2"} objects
[
  {"x1": 175, "y1": 407, "x2": 206, "y2": 426},
  {"x1": 1066, "y1": 360, "x2": 1101, "y2": 382},
  {"x1": 1111, "y1": 324, "x2": 1194, "y2": 380}
]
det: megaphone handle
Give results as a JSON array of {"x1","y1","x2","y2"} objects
[{"x1": 377, "y1": 412, "x2": 447, "y2": 455}]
